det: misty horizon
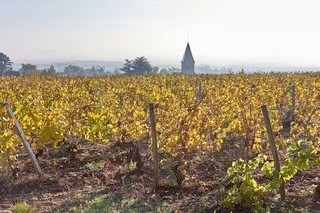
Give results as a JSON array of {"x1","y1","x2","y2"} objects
[
  {"x1": 10, "y1": 60, "x2": 320, "y2": 74},
  {"x1": 2, "y1": 0, "x2": 320, "y2": 68}
]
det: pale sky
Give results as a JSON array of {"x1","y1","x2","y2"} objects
[{"x1": 1, "y1": 0, "x2": 320, "y2": 66}]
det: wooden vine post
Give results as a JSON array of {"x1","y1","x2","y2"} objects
[
  {"x1": 291, "y1": 85, "x2": 296, "y2": 121},
  {"x1": 197, "y1": 80, "x2": 203, "y2": 101},
  {"x1": 3, "y1": 103, "x2": 43, "y2": 177},
  {"x1": 261, "y1": 105, "x2": 285, "y2": 200},
  {"x1": 149, "y1": 103, "x2": 159, "y2": 189}
]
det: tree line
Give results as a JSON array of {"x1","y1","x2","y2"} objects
[
  {"x1": 0, "y1": 52, "x2": 58, "y2": 76},
  {"x1": 0, "y1": 52, "x2": 174, "y2": 76}
]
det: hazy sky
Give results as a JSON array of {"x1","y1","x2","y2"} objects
[{"x1": 1, "y1": 0, "x2": 320, "y2": 66}]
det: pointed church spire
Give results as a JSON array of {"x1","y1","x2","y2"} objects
[
  {"x1": 181, "y1": 43, "x2": 195, "y2": 63},
  {"x1": 181, "y1": 43, "x2": 195, "y2": 74}
]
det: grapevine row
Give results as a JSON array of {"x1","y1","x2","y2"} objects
[{"x1": 1, "y1": 73, "x2": 320, "y2": 166}]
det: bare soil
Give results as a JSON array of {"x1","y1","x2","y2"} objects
[{"x1": 1, "y1": 139, "x2": 320, "y2": 212}]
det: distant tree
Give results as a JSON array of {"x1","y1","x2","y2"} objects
[
  {"x1": 133, "y1": 56, "x2": 153, "y2": 74},
  {"x1": 0, "y1": 52, "x2": 13, "y2": 76},
  {"x1": 152, "y1": 66, "x2": 159, "y2": 74},
  {"x1": 41, "y1": 69, "x2": 48, "y2": 76},
  {"x1": 41, "y1": 65, "x2": 56, "y2": 76},
  {"x1": 20, "y1": 63, "x2": 37, "y2": 71},
  {"x1": 47, "y1": 65, "x2": 57, "y2": 76},
  {"x1": 120, "y1": 59, "x2": 134, "y2": 74},
  {"x1": 63, "y1": 65, "x2": 84, "y2": 76},
  {"x1": 84, "y1": 66, "x2": 105, "y2": 76},
  {"x1": 20, "y1": 63, "x2": 41, "y2": 76},
  {"x1": 120, "y1": 56, "x2": 155, "y2": 75}
]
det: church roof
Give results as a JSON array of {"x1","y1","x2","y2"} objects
[{"x1": 181, "y1": 43, "x2": 195, "y2": 63}]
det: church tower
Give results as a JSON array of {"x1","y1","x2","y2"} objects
[{"x1": 181, "y1": 42, "x2": 195, "y2": 74}]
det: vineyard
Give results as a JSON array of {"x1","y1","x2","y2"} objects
[{"x1": 1, "y1": 73, "x2": 320, "y2": 212}]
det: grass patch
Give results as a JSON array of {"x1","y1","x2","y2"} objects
[
  {"x1": 71, "y1": 195, "x2": 118, "y2": 213},
  {"x1": 68, "y1": 194, "x2": 171, "y2": 213},
  {"x1": 10, "y1": 202, "x2": 36, "y2": 213}
]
